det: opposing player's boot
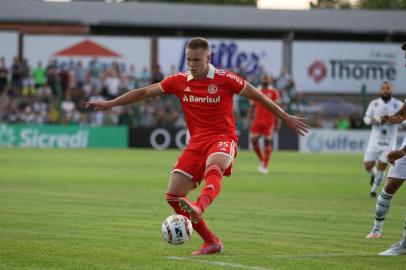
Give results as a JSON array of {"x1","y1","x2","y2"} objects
[
  {"x1": 366, "y1": 228, "x2": 382, "y2": 239},
  {"x1": 379, "y1": 242, "x2": 406, "y2": 256},
  {"x1": 179, "y1": 197, "x2": 202, "y2": 224},
  {"x1": 192, "y1": 238, "x2": 224, "y2": 256}
]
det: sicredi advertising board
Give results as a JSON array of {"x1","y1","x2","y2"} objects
[
  {"x1": 293, "y1": 42, "x2": 406, "y2": 93},
  {"x1": 158, "y1": 37, "x2": 283, "y2": 77},
  {"x1": 24, "y1": 35, "x2": 151, "y2": 71},
  {"x1": 0, "y1": 31, "x2": 18, "y2": 66}
]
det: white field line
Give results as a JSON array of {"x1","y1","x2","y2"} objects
[
  {"x1": 166, "y1": 256, "x2": 274, "y2": 270},
  {"x1": 271, "y1": 253, "x2": 374, "y2": 258}
]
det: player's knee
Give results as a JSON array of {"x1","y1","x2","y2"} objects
[
  {"x1": 383, "y1": 179, "x2": 401, "y2": 194},
  {"x1": 364, "y1": 162, "x2": 373, "y2": 171},
  {"x1": 165, "y1": 193, "x2": 182, "y2": 208},
  {"x1": 204, "y1": 164, "x2": 223, "y2": 178},
  {"x1": 264, "y1": 139, "x2": 272, "y2": 146}
]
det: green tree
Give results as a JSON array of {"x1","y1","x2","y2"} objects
[
  {"x1": 310, "y1": 0, "x2": 353, "y2": 9},
  {"x1": 357, "y1": 0, "x2": 406, "y2": 9}
]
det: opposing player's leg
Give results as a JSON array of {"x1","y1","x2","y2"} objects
[
  {"x1": 367, "y1": 177, "x2": 403, "y2": 239},
  {"x1": 364, "y1": 159, "x2": 377, "y2": 188},
  {"x1": 379, "y1": 214, "x2": 406, "y2": 255},
  {"x1": 381, "y1": 216, "x2": 406, "y2": 255},
  {"x1": 370, "y1": 159, "x2": 387, "y2": 197},
  {"x1": 166, "y1": 172, "x2": 218, "y2": 251}
]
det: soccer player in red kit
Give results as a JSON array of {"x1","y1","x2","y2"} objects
[
  {"x1": 86, "y1": 37, "x2": 308, "y2": 256},
  {"x1": 249, "y1": 74, "x2": 280, "y2": 174}
]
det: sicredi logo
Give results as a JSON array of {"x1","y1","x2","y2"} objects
[
  {"x1": 307, "y1": 58, "x2": 397, "y2": 84},
  {"x1": 19, "y1": 129, "x2": 89, "y2": 148},
  {"x1": 0, "y1": 125, "x2": 89, "y2": 148},
  {"x1": 183, "y1": 95, "x2": 221, "y2": 103},
  {"x1": 0, "y1": 125, "x2": 16, "y2": 147}
]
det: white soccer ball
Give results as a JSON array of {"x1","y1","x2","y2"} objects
[{"x1": 162, "y1": 214, "x2": 193, "y2": 245}]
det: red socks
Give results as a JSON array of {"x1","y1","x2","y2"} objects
[
  {"x1": 263, "y1": 142, "x2": 272, "y2": 167},
  {"x1": 252, "y1": 140, "x2": 263, "y2": 161},
  {"x1": 165, "y1": 193, "x2": 216, "y2": 243},
  {"x1": 197, "y1": 164, "x2": 222, "y2": 212}
]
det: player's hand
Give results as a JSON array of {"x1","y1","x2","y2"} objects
[
  {"x1": 283, "y1": 114, "x2": 309, "y2": 136},
  {"x1": 371, "y1": 118, "x2": 378, "y2": 125},
  {"x1": 85, "y1": 100, "x2": 114, "y2": 111},
  {"x1": 387, "y1": 149, "x2": 406, "y2": 165},
  {"x1": 380, "y1": 115, "x2": 390, "y2": 124}
]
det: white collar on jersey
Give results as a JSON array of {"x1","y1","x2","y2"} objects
[{"x1": 187, "y1": 64, "x2": 215, "y2": 81}]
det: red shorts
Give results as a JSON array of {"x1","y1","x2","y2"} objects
[
  {"x1": 172, "y1": 135, "x2": 238, "y2": 186},
  {"x1": 250, "y1": 122, "x2": 275, "y2": 139}
]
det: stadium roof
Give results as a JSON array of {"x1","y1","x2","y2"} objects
[{"x1": 1, "y1": 0, "x2": 406, "y2": 35}]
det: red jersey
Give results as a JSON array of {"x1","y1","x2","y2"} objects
[
  {"x1": 252, "y1": 87, "x2": 280, "y2": 125},
  {"x1": 160, "y1": 64, "x2": 246, "y2": 142}
]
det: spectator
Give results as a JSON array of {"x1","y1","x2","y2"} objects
[
  {"x1": 11, "y1": 57, "x2": 23, "y2": 90},
  {"x1": 0, "y1": 57, "x2": 8, "y2": 94},
  {"x1": 336, "y1": 113, "x2": 350, "y2": 129},
  {"x1": 32, "y1": 61, "x2": 46, "y2": 88}
]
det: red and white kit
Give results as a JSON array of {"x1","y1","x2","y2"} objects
[
  {"x1": 160, "y1": 64, "x2": 246, "y2": 184},
  {"x1": 250, "y1": 86, "x2": 280, "y2": 139}
]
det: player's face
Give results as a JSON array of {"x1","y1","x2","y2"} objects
[
  {"x1": 260, "y1": 74, "x2": 270, "y2": 87},
  {"x1": 185, "y1": 48, "x2": 210, "y2": 79},
  {"x1": 380, "y1": 83, "x2": 392, "y2": 99}
]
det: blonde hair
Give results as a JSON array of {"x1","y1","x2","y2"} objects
[{"x1": 186, "y1": 37, "x2": 210, "y2": 51}]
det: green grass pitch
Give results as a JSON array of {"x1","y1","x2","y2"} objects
[{"x1": 1, "y1": 148, "x2": 406, "y2": 270}]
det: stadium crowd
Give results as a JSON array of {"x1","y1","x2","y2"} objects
[{"x1": 0, "y1": 56, "x2": 363, "y2": 129}]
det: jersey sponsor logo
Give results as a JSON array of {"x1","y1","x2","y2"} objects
[
  {"x1": 182, "y1": 94, "x2": 221, "y2": 104},
  {"x1": 184, "y1": 86, "x2": 191, "y2": 92},
  {"x1": 208, "y1": 84, "x2": 218, "y2": 94}
]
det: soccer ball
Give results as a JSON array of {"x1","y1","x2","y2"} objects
[{"x1": 162, "y1": 214, "x2": 193, "y2": 245}]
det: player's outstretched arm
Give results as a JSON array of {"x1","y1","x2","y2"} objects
[
  {"x1": 381, "y1": 103, "x2": 406, "y2": 124},
  {"x1": 85, "y1": 83, "x2": 163, "y2": 111},
  {"x1": 240, "y1": 82, "x2": 309, "y2": 136}
]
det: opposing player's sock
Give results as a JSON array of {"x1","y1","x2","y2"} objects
[
  {"x1": 197, "y1": 164, "x2": 222, "y2": 212},
  {"x1": 166, "y1": 193, "x2": 216, "y2": 243},
  {"x1": 370, "y1": 169, "x2": 385, "y2": 194},
  {"x1": 252, "y1": 140, "x2": 263, "y2": 162},
  {"x1": 368, "y1": 190, "x2": 393, "y2": 237},
  {"x1": 263, "y1": 141, "x2": 272, "y2": 168}
]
